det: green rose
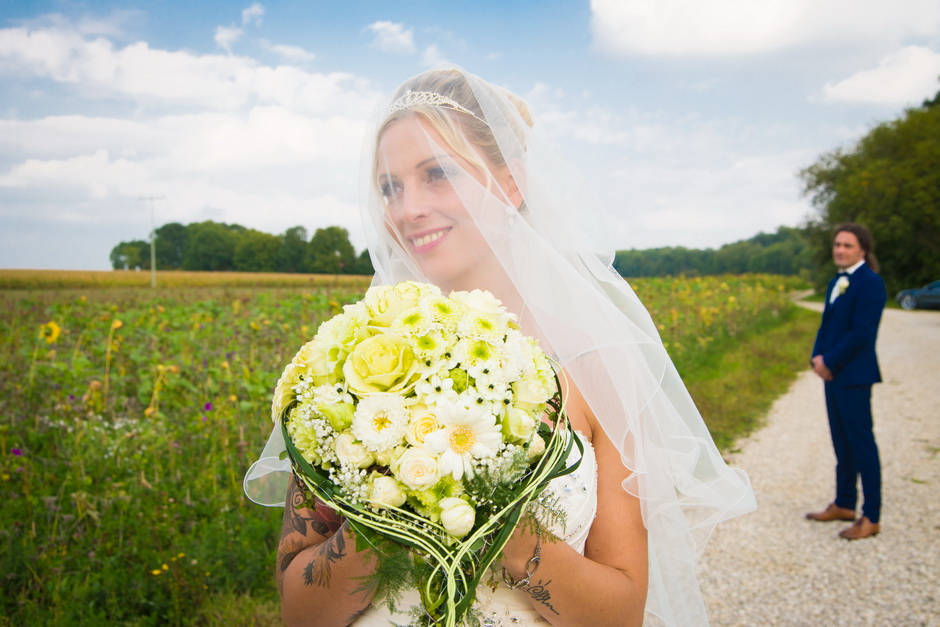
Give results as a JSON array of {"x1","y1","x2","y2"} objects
[
  {"x1": 365, "y1": 282, "x2": 440, "y2": 327},
  {"x1": 317, "y1": 401, "x2": 355, "y2": 431},
  {"x1": 342, "y1": 333, "x2": 421, "y2": 396}
]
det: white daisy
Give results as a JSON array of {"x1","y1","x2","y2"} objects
[
  {"x1": 424, "y1": 403, "x2": 503, "y2": 481},
  {"x1": 415, "y1": 373, "x2": 460, "y2": 406},
  {"x1": 351, "y1": 393, "x2": 410, "y2": 452}
]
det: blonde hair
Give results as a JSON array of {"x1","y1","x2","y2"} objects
[{"x1": 373, "y1": 69, "x2": 533, "y2": 196}]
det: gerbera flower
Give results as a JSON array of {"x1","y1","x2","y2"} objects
[
  {"x1": 424, "y1": 403, "x2": 503, "y2": 481},
  {"x1": 351, "y1": 393, "x2": 410, "y2": 452}
]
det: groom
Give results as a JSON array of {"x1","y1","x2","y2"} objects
[{"x1": 807, "y1": 223, "x2": 886, "y2": 540}]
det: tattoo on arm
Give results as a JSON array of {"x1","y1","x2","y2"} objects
[
  {"x1": 277, "y1": 478, "x2": 346, "y2": 591},
  {"x1": 303, "y1": 530, "x2": 347, "y2": 587},
  {"x1": 523, "y1": 579, "x2": 560, "y2": 615}
]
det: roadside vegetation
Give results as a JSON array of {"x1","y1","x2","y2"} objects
[{"x1": 1, "y1": 271, "x2": 811, "y2": 625}]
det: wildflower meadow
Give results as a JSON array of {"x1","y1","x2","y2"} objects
[{"x1": 0, "y1": 271, "x2": 808, "y2": 625}]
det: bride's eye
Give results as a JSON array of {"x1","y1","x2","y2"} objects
[
  {"x1": 427, "y1": 165, "x2": 457, "y2": 183},
  {"x1": 379, "y1": 179, "x2": 402, "y2": 203}
]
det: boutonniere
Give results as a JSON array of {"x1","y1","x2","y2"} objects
[{"x1": 835, "y1": 275, "x2": 850, "y2": 296}]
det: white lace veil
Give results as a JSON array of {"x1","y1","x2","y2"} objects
[{"x1": 245, "y1": 67, "x2": 755, "y2": 625}]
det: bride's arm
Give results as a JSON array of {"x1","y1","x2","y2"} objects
[
  {"x1": 500, "y1": 392, "x2": 648, "y2": 626},
  {"x1": 278, "y1": 478, "x2": 378, "y2": 626}
]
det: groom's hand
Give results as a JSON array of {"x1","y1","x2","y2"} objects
[{"x1": 811, "y1": 355, "x2": 833, "y2": 381}]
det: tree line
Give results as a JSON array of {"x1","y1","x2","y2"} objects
[
  {"x1": 613, "y1": 226, "x2": 814, "y2": 278},
  {"x1": 113, "y1": 83, "x2": 938, "y2": 292},
  {"x1": 110, "y1": 222, "x2": 374, "y2": 275}
]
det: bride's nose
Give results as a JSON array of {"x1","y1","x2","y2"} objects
[{"x1": 399, "y1": 186, "x2": 432, "y2": 222}]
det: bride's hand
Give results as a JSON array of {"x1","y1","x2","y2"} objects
[{"x1": 498, "y1": 523, "x2": 542, "y2": 584}]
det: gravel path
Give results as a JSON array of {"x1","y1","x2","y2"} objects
[{"x1": 697, "y1": 303, "x2": 940, "y2": 627}]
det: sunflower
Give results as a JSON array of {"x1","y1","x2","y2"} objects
[{"x1": 39, "y1": 321, "x2": 61, "y2": 344}]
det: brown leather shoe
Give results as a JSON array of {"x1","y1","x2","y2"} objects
[
  {"x1": 806, "y1": 503, "x2": 856, "y2": 522},
  {"x1": 839, "y1": 516, "x2": 880, "y2": 540}
]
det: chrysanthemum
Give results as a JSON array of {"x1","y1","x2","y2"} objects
[
  {"x1": 351, "y1": 393, "x2": 410, "y2": 452},
  {"x1": 456, "y1": 311, "x2": 507, "y2": 341},
  {"x1": 424, "y1": 403, "x2": 503, "y2": 481}
]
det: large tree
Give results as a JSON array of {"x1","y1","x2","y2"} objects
[
  {"x1": 276, "y1": 226, "x2": 309, "y2": 273},
  {"x1": 234, "y1": 229, "x2": 281, "y2": 272},
  {"x1": 181, "y1": 221, "x2": 242, "y2": 271},
  {"x1": 109, "y1": 240, "x2": 148, "y2": 270},
  {"x1": 154, "y1": 222, "x2": 187, "y2": 269},
  {"x1": 307, "y1": 226, "x2": 357, "y2": 274},
  {"x1": 800, "y1": 87, "x2": 940, "y2": 294}
]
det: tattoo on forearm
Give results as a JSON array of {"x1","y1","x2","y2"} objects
[
  {"x1": 282, "y1": 483, "x2": 324, "y2": 537},
  {"x1": 524, "y1": 579, "x2": 560, "y2": 615},
  {"x1": 303, "y1": 529, "x2": 347, "y2": 587}
]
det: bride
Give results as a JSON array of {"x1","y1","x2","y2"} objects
[{"x1": 246, "y1": 67, "x2": 755, "y2": 626}]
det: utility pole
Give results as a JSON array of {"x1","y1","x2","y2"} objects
[{"x1": 138, "y1": 196, "x2": 165, "y2": 288}]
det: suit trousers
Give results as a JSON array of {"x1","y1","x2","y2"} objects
[{"x1": 824, "y1": 382, "x2": 881, "y2": 523}]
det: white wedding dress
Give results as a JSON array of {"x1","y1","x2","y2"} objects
[{"x1": 352, "y1": 433, "x2": 598, "y2": 626}]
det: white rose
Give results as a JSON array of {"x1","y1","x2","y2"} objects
[
  {"x1": 370, "y1": 476, "x2": 407, "y2": 509},
  {"x1": 527, "y1": 435, "x2": 546, "y2": 461},
  {"x1": 334, "y1": 433, "x2": 374, "y2": 468},
  {"x1": 502, "y1": 407, "x2": 536, "y2": 442},
  {"x1": 406, "y1": 405, "x2": 443, "y2": 447},
  {"x1": 450, "y1": 289, "x2": 505, "y2": 316},
  {"x1": 512, "y1": 378, "x2": 550, "y2": 411},
  {"x1": 394, "y1": 448, "x2": 440, "y2": 490},
  {"x1": 439, "y1": 497, "x2": 476, "y2": 538}
]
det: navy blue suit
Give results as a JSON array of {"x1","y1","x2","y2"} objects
[{"x1": 812, "y1": 262, "x2": 887, "y2": 523}]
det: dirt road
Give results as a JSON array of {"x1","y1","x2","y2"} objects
[{"x1": 697, "y1": 304, "x2": 940, "y2": 626}]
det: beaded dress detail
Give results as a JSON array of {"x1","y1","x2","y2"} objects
[{"x1": 352, "y1": 432, "x2": 598, "y2": 626}]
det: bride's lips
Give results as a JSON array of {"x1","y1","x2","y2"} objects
[{"x1": 408, "y1": 227, "x2": 450, "y2": 253}]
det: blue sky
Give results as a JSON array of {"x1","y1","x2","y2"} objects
[{"x1": 2, "y1": 0, "x2": 939, "y2": 270}]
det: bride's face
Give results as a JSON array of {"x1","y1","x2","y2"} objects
[{"x1": 376, "y1": 115, "x2": 517, "y2": 289}]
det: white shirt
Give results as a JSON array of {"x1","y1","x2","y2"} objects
[{"x1": 830, "y1": 260, "x2": 866, "y2": 304}]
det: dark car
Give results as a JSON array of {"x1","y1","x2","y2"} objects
[{"x1": 897, "y1": 280, "x2": 940, "y2": 310}]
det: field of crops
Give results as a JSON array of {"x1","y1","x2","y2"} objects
[{"x1": 0, "y1": 271, "x2": 807, "y2": 625}]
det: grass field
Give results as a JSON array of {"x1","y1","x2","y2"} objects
[{"x1": 0, "y1": 270, "x2": 813, "y2": 625}]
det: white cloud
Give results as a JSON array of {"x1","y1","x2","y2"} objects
[
  {"x1": 260, "y1": 40, "x2": 315, "y2": 63},
  {"x1": 0, "y1": 24, "x2": 386, "y2": 268},
  {"x1": 0, "y1": 26, "x2": 377, "y2": 114},
  {"x1": 214, "y1": 25, "x2": 242, "y2": 54},
  {"x1": 421, "y1": 44, "x2": 448, "y2": 67},
  {"x1": 242, "y1": 3, "x2": 265, "y2": 27},
  {"x1": 591, "y1": 0, "x2": 940, "y2": 56},
  {"x1": 366, "y1": 21, "x2": 416, "y2": 54},
  {"x1": 820, "y1": 46, "x2": 940, "y2": 105}
]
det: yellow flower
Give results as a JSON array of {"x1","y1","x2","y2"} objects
[
  {"x1": 111, "y1": 319, "x2": 123, "y2": 330},
  {"x1": 343, "y1": 334, "x2": 420, "y2": 396},
  {"x1": 40, "y1": 321, "x2": 61, "y2": 344}
]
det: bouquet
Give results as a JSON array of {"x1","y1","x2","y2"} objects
[{"x1": 272, "y1": 281, "x2": 578, "y2": 626}]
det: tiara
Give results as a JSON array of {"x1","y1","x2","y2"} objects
[{"x1": 387, "y1": 90, "x2": 480, "y2": 120}]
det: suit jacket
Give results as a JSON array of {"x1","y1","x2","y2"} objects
[{"x1": 812, "y1": 263, "x2": 886, "y2": 387}]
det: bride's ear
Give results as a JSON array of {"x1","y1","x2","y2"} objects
[{"x1": 498, "y1": 160, "x2": 525, "y2": 210}]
